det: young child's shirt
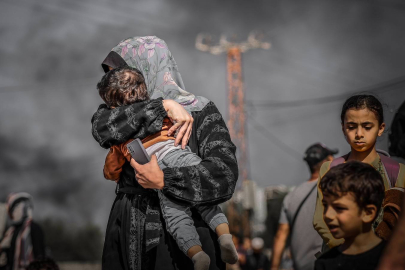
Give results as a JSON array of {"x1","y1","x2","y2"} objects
[
  {"x1": 103, "y1": 117, "x2": 175, "y2": 182},
  {"x1": 313, "y1": 154, "x2": 405, "y2": 249},
  {"x1": 314, "y1": 241, "x2": 386, "y2": 270}
]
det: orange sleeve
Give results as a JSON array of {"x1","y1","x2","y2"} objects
[{"x1": 103, "y1": 139, "x2": 134, "y2": 182}]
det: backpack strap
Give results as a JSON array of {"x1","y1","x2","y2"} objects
[
  {"x1": 290, "y1": 183, "x2": 317, "y2": 231},
  {"x1": 379, "y1": 154, "x2": 400, "y2": 188},
  {"x1": 330, "y1": 153, "x2": 350, "y2": 168}
]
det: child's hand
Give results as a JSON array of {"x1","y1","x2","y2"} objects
[
  {"x1": 163, "y1": 100, "x2": 194, "y2": 149},
  {"x1": 130, "y1": 155, "x2": 164, "y2": 189}
]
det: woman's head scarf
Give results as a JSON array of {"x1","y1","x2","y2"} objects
[
  {"x1": 101, "y1": 36, "x2": 210, "y2": 112},
  {"x1": 0, "y1": 193, "x2": 34, "y2": 270}
]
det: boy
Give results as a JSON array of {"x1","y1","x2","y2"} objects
[
  {"x1": 97, "y1": 66, "x2": 238, "y2": 270},
  {"x1": 315, "y1": 161, "x2": 386, "y2": 270}
]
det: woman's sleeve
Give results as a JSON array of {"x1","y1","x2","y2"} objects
[
  {"x1": 162, "y1": 102, "x2": 238, "y2": 205},
  {"x1": 313, "y1": 162, "x2": 345, "y2": 249},
  {"x1": 91, "y1": 98, "x2": 167, "y2": 149}
]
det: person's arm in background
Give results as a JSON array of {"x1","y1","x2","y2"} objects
[
  {"x1": 271, "y1": 224, "x2": 290, "y2": 270},
  {"x1": 91, "y1": 98, "x2": 193, "y2": 149},
  {"x1": 271, "y1": 196, "x2": 290, "y2": 270},
  {"x1": 313, "y1": 162, "x2": 344, "y2": 250},
  {"x1": 377, "y1": 191, "x2": 405, "y2": 270}
]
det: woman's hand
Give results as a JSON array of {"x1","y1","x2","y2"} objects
[
  {"x1": 130, "y1": 155, "x2": 164, "y2": 190},
  {"x1": 163, "y1": 100, "x2": 194, "y2": 149}
]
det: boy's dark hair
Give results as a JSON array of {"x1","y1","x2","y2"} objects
[
  {"x1": 97, "y1": 66, "x2": 149, "y2": 108},
  {"x1": 26, "y1": 257, "x2": 59, "y2": 270},
  {"x1": 341, "y1": 94, "x2": 384, "y2": 125},
  {"x1": 320, "y1": 161, "x2": 385, "y2": 216}
]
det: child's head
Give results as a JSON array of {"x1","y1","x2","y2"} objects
[
  {"x1": 97, "y1": 66, "x2": 149, "y2": 108},
  {"x1": 341, "y1": 95, "x2": 385, "y2": 153},
  {"x1": 320, "y1": 161, "x2": 384, "y2": 240}
]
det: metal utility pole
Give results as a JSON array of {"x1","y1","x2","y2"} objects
[{"x1": 196, "y1": 33, "x2": 270, "y2": 183}]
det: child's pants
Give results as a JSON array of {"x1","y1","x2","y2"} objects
[{"x1": 157, "y1": 147, "x2": 228, "y2": 255}]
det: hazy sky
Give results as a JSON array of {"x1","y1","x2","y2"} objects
[{"x1": 1, "y1": 0, "x2": 405, "y2": 229}]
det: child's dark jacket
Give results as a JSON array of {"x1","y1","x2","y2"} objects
[{"x1": 315, "y1": 241, "x2": 386, "y2": 270}]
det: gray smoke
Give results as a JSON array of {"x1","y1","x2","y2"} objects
[{"x1": 1, "y1": 0, "x2": 405, "y2": 230}]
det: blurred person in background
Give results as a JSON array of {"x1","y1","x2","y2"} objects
[
  {"x1": 377, "y1": 196, "x2": 405, "y2": 270},
  {"x1": 243, "y1": 237, "x2": 251, "y2": 254},
  {"x1": 271, "y1": 143, "x2": 337, "y2": 270},
  {"x1": 0, "y1": 204, "x2": 7, "y2": 243},
  {"x1": 377, "y1": 100, "x2": 405, "y2": 270},
  {"x1": 0, "y1": 193, "x2": 45, "y2": 270},
  {"x1": 246, "y1": 237, "x2": 269, "y2": 270}
]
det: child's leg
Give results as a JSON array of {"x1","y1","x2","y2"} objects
[
  {"x1": 157, "y1": 191, "x2": 210, "y2": 270},
  {"x1": 195, "y1": 205, "x2": 238, "y2": 264}
]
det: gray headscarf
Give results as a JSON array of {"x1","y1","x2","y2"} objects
[{"x1": 102, "y1": 36, "x2": 210, "y2": 112}]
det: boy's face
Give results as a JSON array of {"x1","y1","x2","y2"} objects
[
  {"x1": 322, "y1": 192, "x2": 373, "y2": 240},
  {"x1": 342, "y1": 108, "x2": 385, "y2": 153}
]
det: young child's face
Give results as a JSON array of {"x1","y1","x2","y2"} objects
[
  {"x1": 342, "y1": 108, "x2": 385, "y2": 153},
  {"x1": 322, "y1": 192, "x2": 365, "y2": 240}
]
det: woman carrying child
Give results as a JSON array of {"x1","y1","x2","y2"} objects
[
  {"x1": 313, "y1": 94, "x2": 405, "y2": 251},
  {"x1": 91, "y1": 36, "x2": 238, "y2": 270}
]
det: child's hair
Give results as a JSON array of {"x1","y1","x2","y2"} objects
[
  {"x1": 320, "y1": 161, "x2": 385, "y2": 217},
  {"x1": 97, "y1": 66, "x2": 149, "y2": 108},
  {"x1": 340, "y1": 94, "x2": 384, "y2": 125}
]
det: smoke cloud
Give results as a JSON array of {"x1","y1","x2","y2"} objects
[{"x1": 1, "y1": 0, "x2": 405, "y2": 230}]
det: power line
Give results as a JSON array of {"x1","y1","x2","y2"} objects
[
  {"x1": 246, "y1": 75, "x2": 405, "y2": 109},
  {"x1": 246, "y1": 113, "x2": 303, "y2": 160}
]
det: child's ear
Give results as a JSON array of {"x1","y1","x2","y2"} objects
[
  {"x1": 362, "y1": 204, "x2": 378, "y2": 223},
  {"x1": 341, "y1": 124, "x2": 348, "y2": 142},
  {"x1": 378, "y1": 123, "x2": 386, "y2": 137}
]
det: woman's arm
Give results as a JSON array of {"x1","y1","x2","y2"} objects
[
  {"x1": 162, "y1": 102, "x2": 238, "y2": 205},
  {"x1": 91, "y1": 98, "x2": 193, "y2": 149}
]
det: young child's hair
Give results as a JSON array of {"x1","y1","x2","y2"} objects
[
  {"x1": 320, "y1": 161, "x2": 385, "y2": 218},
  {"x1": 97, "y1": 66, "x2": 149, "y2": 108},
  {"x1": 340, "y1": 95, "x2": 384, "y2": 125}
]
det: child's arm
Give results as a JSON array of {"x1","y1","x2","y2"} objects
[
  {"x1": 92, "y1": 98, "x2": 166, "y2": 149},
  {"x1": 313, "y1": 162, "x2": 345, "y2": 249},
  {"x1": 103, "y1": 139, "x2": 134, "y2": 182}
]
